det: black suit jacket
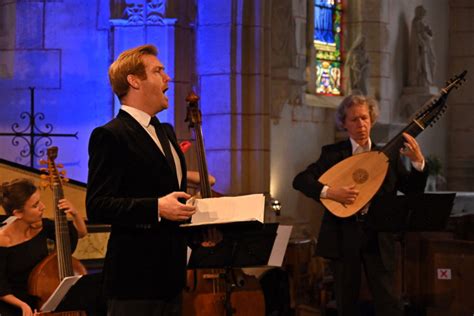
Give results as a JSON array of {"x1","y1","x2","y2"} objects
[
  {"x1": 86, "y1": 110, "x2": 188, "y2": 300},
  {"x1": 293, "y1": 139, "x2": 428, "y2": 269}
]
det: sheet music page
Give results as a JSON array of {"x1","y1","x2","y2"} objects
[
  {"x1": 268, "y1": 225, "x2": 292, "y2": 267},
  {"x1": 181, "y1": 193, "x2": 265, "y2": 227},
  {"x1": 40, "y1": 275, "x2": 83, "y2": 312}
]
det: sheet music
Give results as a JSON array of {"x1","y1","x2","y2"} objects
[
  {"x1": 181, "y1": 194, "x2": 265, "y2": 227},
  {"x1": 268, "y1": 225, "x2": 292, "y2": 267},
  {"x1": 40, "y1": 275, "x2": 83, "y2": 312}
]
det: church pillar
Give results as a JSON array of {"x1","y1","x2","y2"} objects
[
  {"x1": 345, "y1": 0, "x2": 390, "y2": 119},
  {"x1": 447, "y1": 0, "x2": 474, "y2": 190},
  {"x1": 344, "y1": 0, "x2": 404, "y2": 144},
  {"x1": 197, "y1": 0, "x2": 271, "y2": 195}
]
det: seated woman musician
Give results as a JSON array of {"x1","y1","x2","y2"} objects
[{"x1": 0, "y1": 178, "x2": 87, "y2": 316}]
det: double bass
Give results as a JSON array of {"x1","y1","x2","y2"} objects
[
  {"x1": 319, "y1": 70, "x2": 467, "y2": 217},
  {"x1": 183, "y1": 92, "x2": 265, "y2": 315},
  {"x1": 28, "y1": 146, "x2": 87, "y2": 316}
]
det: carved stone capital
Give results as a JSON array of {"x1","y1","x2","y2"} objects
[{"x1": 119, "y1": 0, "x2": 165, "y2": 25}]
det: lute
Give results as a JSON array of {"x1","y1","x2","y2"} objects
[{"x1": 319, "y1": 70, "x2": 467, "y2": 218}]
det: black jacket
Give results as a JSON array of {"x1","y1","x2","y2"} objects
[
  {"x1": 293, "y1": 139, "x2": 428, "y2": 268},
  {"x1": 86, "y1": 110, "x2": 188, "y2": 299}
]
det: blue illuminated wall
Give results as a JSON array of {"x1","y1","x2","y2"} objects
[
  {"x1": 0, "y1": 0, "x2": 270, "y2": 196},
  {"x1": 0, "y1": 0, "x2": 195, "y2": 183},
  {"x1": 0, "y1": 1, "x2": 112, "y2": 182}
]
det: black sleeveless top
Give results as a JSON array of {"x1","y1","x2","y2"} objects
[{"x1": 0, "y1": 219, "x2": 78, "y2": 315}]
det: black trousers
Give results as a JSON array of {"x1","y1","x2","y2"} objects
[
  {"x1": 331, "y1": 221, "x2": 402, "y2": 316},
  {"x1": 107, "y1": 293, "x2": 182, "y2": 316}
]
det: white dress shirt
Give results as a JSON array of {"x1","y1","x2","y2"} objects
[{"x1": 121, "y1": 105, "x2": 183, "y2": 186}]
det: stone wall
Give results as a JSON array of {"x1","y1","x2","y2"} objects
[
  {"x1": 0, "y1": 0, "x2": 196, "y2": 183},
  {"x1": 0, "y1": 0, "x2": 468, "y2": 225},
  {"x1": 269, "y1": 0, "x2": 458, "y2": 233},
  {"x1": 0, "y1": 0, "x2": 111, "y2": 181}
]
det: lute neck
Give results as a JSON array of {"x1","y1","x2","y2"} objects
[
  {"x1": 381, "y1": 93, "x2": 447, "y2": 159},
  {"x1": 381, "y1": 119, "x2": 424, "y2": 159}
]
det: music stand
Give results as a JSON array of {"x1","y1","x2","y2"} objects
[
  {"x1": 367, "y1": 193, "x2": 456, "y2": 232},
  {"x1": 55, "y1": 273, "x2": 107, "y2": 314},
  {"x1": 184, "y1": 221, "x2": 279, "y2": 316},
  {"x1": 366, "y1": 193, "x2": 456, "y2": 311}
]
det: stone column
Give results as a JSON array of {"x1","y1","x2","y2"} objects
[
  {"x1": 344, "y1": 0, "x2": 390, "y2": 116},
  {"x1": 447, "y1": 0, "x2": 474, "y2": 190},
  {"x1": 197, "y1": 0, "x2": 271, "y2": 195},
  {"x1": 344, "y1": 0, "x2": 397, "y2": 142}
]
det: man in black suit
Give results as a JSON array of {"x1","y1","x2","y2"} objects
[
  {"x1": 86, "y1": 44, "x2": 197, "y2": 316},
  {"x1": 293, "y1": 95, "x2": 428, "y2": 316}
]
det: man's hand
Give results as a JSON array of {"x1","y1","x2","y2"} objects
[
  {"x1": 326, "y1": 185, "x2": 359, "y2": 205},
  {"x1": 158, "y1": 192, "x2": 196, "y2": 221},
  {"x1": 400, "y1": 132, "x2": 424, "y2": 164}
]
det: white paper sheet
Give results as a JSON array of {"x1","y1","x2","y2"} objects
[
  {"x1": 181, "y1": 193, "x2": 265, "y2": 227},
  {"x1": 40, "y1": 275, "x2": 83, "y2": 312},
  {"x1": 268, "y1": 225, "x2": 292, "y2": 267}
]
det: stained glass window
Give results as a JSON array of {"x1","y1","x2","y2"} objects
[{"x1": 314, "y1": 0, "x2": 342, "y2": 95}]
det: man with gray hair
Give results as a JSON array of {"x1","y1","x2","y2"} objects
[{"x1": 293, "y1": 94, "x2": 428, "y2": 315}]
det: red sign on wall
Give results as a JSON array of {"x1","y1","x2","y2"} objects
[{"x1": 437, "y1": 268, "x2": 452, "y2": 280}]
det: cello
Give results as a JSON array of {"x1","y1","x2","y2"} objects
[
  {"x1": 319, "y1": 70, "x2": 467, "y2": 217},
  {"x1": 28, "y1": 146, "x2": 87, "y2": 316},
  {"x1": 183, "y1": 92, "x2": 265, "y2": 315}
]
